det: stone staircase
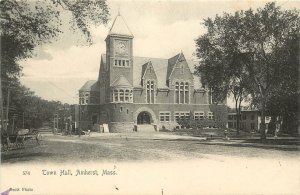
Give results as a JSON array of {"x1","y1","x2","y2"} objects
[{"x1": 137, "y1": 124, "x2": 155, "y2": 132}]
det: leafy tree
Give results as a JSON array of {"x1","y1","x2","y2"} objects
[
  {"x1": 195, "y1": 12, "x2": 251, "y2": 135},
  {"x1": 195, "y1": 2, "x2": 299, "y2": 139},
  {"x1": 264, "y1": 34, "x2": 299, "y2": 135},
  {"x1": 0, "y1": 0, "x2": 110, "y2": 133}
]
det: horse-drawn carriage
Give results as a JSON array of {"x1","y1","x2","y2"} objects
[{"x1": 1, "y1": 129, "x2": 42, "y2": 151}]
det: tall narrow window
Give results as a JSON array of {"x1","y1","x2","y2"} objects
[
  {"x1": 125, "y1": 89, "x2": 130, "y2": 102},
  {"x1": 175, "y1": 82, "x2": 179, "y2": 103},
  {"x1": 184, "y1": 82, "x2": 189, "y2": 104},
  {"x1": 146, "y1": 80, "x2": 155, "y2": 104},
  {"x1": 180, "y1": 82, "x2": 184, "y2": 104},
  {"x1": 114, "y1": 89, "x2": 118, "y2": 102},
  {"x1": 175, "y1": 82, "x2": 189, "y2": 104},
  {"x1": 146, "y1": 81, "x2": 150, "y2": 103},
  {"x1": 180, "y1": 65, "x2": 184, "y2": 74},
  {"x1": 150, "y1": 81, "x2": 154, "y2": 103},
  {"x1": 119, "y1": 89, "x2": 124, "y2": 102},
  {"x1": 149, "y1": 66, "x2": 152, "y2": 73},
  {"x1": 129, "y1": 90, "x2": 133, "y2": 102}
]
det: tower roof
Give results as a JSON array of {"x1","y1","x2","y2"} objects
[{"x1": 108, "y1": 14, "x2": 133, "y2": 37}]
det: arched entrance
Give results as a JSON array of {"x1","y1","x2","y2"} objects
[{"x1": 137, "y1": 111, "x2": 151, "y2": 124}]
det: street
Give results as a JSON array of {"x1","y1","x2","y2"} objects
[
  {"x1": 1, "y1": 132, "x2": 300, "y2": 195},
  {"x1": 2, "y1": 132, "x2": 299, "y2": 163}
]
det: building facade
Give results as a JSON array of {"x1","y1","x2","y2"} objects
[
  {"x1": 79, "y1": 14, "x2": 227, "y2": 132},
  {"x1": 227, "y1": 109, "x2": 271, "y2": 132}
]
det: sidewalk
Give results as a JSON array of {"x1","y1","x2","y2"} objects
[{"x1": 200, "y1": 137, "x2": 300, "y2": 151}]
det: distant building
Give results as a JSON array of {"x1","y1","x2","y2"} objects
[
  {"x1": 227, "y1": 109, "x2": 271, "y2": 132},
  {"x1": 78, "y1": 13, "x2": 227, "y2": 132}
]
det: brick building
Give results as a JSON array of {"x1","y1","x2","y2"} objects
[{"x1": 78, "y1": 14, "x2": 227, "y2": 132}]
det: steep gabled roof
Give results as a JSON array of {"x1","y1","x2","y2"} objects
[
  {"x1": 167, "y1": 53, "x2": 181, "y2": 79},
  {"x1": 98, "y1": 54, "x2": 106, "y2": 80},
  {"x1": 99, "y1": 54, "x2": 203, "y2": 89},
  {"x1": 132, "y1": 57, "x2": 169, "y2": 88},
  {"x1": 141, "y1": 62, "x2": 149, "y2": 79},
  {"x1": 108, "y1": 14, "x2": 133, "y2": 37},
  {"x1": 79, "y1": 80, "x2": 99, "y2": 92},
  {"x1": 111, "y1": 75, "x2": 132, "y2": 88}
]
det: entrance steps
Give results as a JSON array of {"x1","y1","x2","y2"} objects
[{"x1": 137, "y1": 124, "x2": 155, "y2": 132}]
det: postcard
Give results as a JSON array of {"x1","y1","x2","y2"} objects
[{"x1": 1, "y1": 0, "x2": 299, "y2": 194}]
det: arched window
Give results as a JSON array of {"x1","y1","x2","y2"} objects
[
  {"x1": 119, "y1": 89, "x2": 124, "y2": 102},
  {"x1": 114, "y1": 89, "x2": 118, "y2": 102},
  {"x1": 112, "y1": 88, "x2": 133, "y2": 103},
  {"x1": 125, "y1": 89, "x2": 130, "y2": 102}
]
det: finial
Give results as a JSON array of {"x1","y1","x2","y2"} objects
[{"x1": 118, "y1": 5, "x2": 120, "y2": 16}]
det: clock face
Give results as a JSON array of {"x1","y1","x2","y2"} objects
[{"x1": 116, "y1": 41, "x2": 128, "y2": 55}]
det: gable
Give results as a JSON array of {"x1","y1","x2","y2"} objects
[
  {"x1": 169, "y1": 53, "x2": 193, "y2": 82},
  {"x1": 141, "y1": 61, "x2": 157, "y2": 81},
  {"x1": 132, "y1": 57, "x2": 169, "y2": 88}
]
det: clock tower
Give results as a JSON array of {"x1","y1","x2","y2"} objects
[{"x1": 105, "y1": 13, "x2": 134, "y2": 95}]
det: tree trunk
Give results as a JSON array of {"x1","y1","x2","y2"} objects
[
  {"x1": 260, "y1": 99, "x2": 267, "y2": 140},
  {"x1": 235, "y1": 96, "x2": 241, "y2": 135}
]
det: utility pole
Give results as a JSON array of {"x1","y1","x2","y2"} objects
[
  {"x1": 0, "y1": 61, "x2": 4, "y2": 135},
  {"x1": 6, "y1": 88, "x2": 10, "y2": 134}
]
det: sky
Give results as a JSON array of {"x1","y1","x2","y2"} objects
[{"x1": 19, "y1": 0, "x2": 299, "y2": 106}]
